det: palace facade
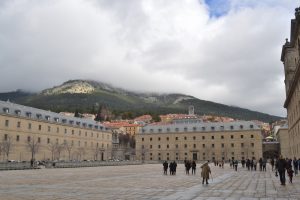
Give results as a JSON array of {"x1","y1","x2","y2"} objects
[
  {"x1": 136, "y1": 120, "x2": 262, "y2": 162},
  {"x1": 281, "y1": 7, "x2": 300, "y2": 158},
  {"x1": 0, "y1": 101, "x2": 112, "y2": 161}
]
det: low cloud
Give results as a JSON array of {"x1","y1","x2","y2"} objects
[{"x1": 0, "y1": 0, "x2": 297, "y2": 117}]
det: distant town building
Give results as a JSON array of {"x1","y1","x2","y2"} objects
[
  {"x1": 134, "y1": 115, "x2": 152, "y2": 125},
  {"x1": 281, "y1": 7, "x2": 300, "y2": 158},
  {"x1": 0, "y1": 101, "x2": 112, "y2": 161}
]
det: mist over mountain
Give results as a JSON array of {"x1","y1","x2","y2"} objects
[{"x1": 0, "y1": 79, "x2": 283, "y2": 123}]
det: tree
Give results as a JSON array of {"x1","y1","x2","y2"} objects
[
  {"x1": 74, "y1": 109, "x2": 81, "y2": 118},
  {"x1": 27, "y1": 137, "x2": 40, "y2": 161},
  {"x1": 94, "y1": 105, "x2": 103, "y2": 122},
  {"x1": 48, "y1": 142, "x2": 57, "y2": 161},
  {"x1": 2, "y1": 136, "x2": 13, "y2": 161},
  {"x1": 55, "y1": 144, "x2": 65, "y2": 160},
  {"x1": 64, "y1": 142, "x2": 73, "y2": 161}
]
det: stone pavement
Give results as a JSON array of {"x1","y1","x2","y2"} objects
[{"x1": 0, "y1": 163, "x2": 299, "y2": 200}]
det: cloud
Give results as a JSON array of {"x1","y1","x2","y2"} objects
[{"x1": 0, "y1": 0, "x2": 297, "y2": 117}]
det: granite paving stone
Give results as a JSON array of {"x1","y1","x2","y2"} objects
[{"x1": 0, "y1": 163, "x2": 299, "y2": 199}]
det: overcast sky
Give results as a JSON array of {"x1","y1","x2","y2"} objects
[{"x1": 0, "y1": 0, "x2": 298, "y2": 117}]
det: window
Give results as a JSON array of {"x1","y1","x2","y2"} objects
[
  {"x1": 4, "y1": 134, "x2": 8, "y2": 141},
  {"x1": 150, "y1": 145, "x2": 152, "y2": 149},
  {"x1": 27, "y1": 136, "x2": 31, "y2": 142},
  {"x1": 211, "y1": 126, "x2": 215, "y2": 131},
  {"x1": 175, "y1": 128, "x2": 179, "y2": 132},
  {"x1": 167, "y1": 144, "x2": 169, "y2": 149},
  {"x1": 142, "y1": 145, "x2": 144, "y2": 149},
  {"x1": 150, "y1": 137, "x2": 152, "y2": 141},
  {"x1": 212, "y1": 144, "x2": 215, "y2": 148},
  {"x1": 142, "y1": 138, "x2": 144, "y2": 142},
  {"x1": 240, "y1": 125, "x2": 243, "y2": 129},
  {"x1": 241, "y1": 143, "x2": 244, "y2": 147},
  {"x1": 166, "y1": 128, "x2": 170, "y2": 132},
  {"x1": 16, "y1": 135, "x2": 20, "y2": 142},
  {"x1": 17, "y1": 121, "x2": 21, "y2": 128},
  {"x1": 251, "y1": 135, "x2": 254, "y2": 138},
  {"x1": 57, "y1": 127, "x2": 59, "y2": 133},
  {"x1": 184, "y1": 127, "x2": 188, "y2": 131},
  {"x1": 72, "y1": 130, "x2": 74, "y2": 135},
  {"x1": 175, "y1": 137, "x2": 178, "y2": 140},
  {"x1": 184, "y1": 136, "x2": 187, "y2": 140},
  {"x1": 251, "y1": 143, "x2": 254, "y2": 147},
  {"x1": 241, "y1": 135, "x2": 244, "y2": 139},
  {"x1": 175, "y1": 144, "x2": 178, "y2": 148},
  {"x1": 250, "y1": 124, "x2": 254, "y2": 129},
  {"x1": 28, "y1": 123, "x2": 31, "y2": 129},
  {"x1": 211, "y1": 136, "x2": 214, "y2": 139},
  {"x1": 48, "y1": 126, "x2": 51, "y2": 132},
  {"x1": 231, "y1": 135, "x2": 234, "y2": 139},
  {"x1": 184, "y1": 144, "x2": 187, "y2": 148},
  {"x1": 221, "y1": 143, "x2": 224, "y2": 148},
  {"x1": 221, "y1": 135, "x2": 224, "y2": 139},
  {"x1": 193, "y1": 144, "x2": 196, "y2": 148},
  {"x1": 26, "y1": 112, "x2": 32, "y2": 118},
  {"x1": 65, "y1": 129, "x2": 67, "y2": 134},
  {"x1": 220, "y1": 126, "x2": 224, "y2": 130},
  {"x1": 158, "y1": 145, "x2": 161, "y2": 149},
  {"x1": 47, "y1": 138, "x2": 50, "y2": 144},
  {"x1": 202, "y1": 136, "x2": 205, "y2": 140},
  {"x1": 166, "y1": 137, "x2": 169, "y2": 141},
  {"x1": 38, "y1": 137, "x2": 41, "y2": 143},
  {"x1": 230, "y1": 125, "x2": 234, "y2": 130},
  {"x1": 158, "y1": 137, "x2": 161, "y2": 141},
  {"x1": 158, "y1": 129, "x2": 162, "y2": 133},
  {"x1": 193, "y1": 127, "x2": 197, "y2": 131},
  {"x1": 202, "y1": 144, "x2": 205, "y2": 148},
  {"x1": 202, "y1": 127, "x2": 206, "y2": 131},
  {"x1": 193, "y1": 136, "x2": 196, "y2": 140},
  {"x1": 5, "y1": 120, "x2": 9, "y2": 127},
  {"x1": 231, "y1": 143, "x2": 234, "y2": 147}
]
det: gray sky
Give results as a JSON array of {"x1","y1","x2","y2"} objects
[{"x1": 0, "y1": 0, "x2": 298, "y2": 117}]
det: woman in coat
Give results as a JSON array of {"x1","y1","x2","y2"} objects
[{"x1": 201, "y1": 162, "x2": 211, "y2": 184}]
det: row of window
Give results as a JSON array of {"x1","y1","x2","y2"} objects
[
  {"x1": 141, "y1": 134, "x2": 255, "y2": 142},
  {"x1": 142, "y1": 142, "x2": 255, "y2": 149},
  {"x1": 3, "y1": 134, "x2": 109, "y2": 148},
  {"x1": 2, "y1": 107, "x2": 106, "y2": 130},
  {"x1": 3, "y1": 120, "x2": 111, "y2": 140},
  {"x1": 143, "y1": 124, "x2": 254, "y2": 133},
  {"x1": 148, "y1": 151, "x2": 255, "y2": 156}
]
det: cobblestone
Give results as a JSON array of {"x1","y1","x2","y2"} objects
[{"x1": 0, "y1": 163, "x2": 299, "y2": 200}]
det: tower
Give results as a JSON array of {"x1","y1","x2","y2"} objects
[{"x1": 188, "y1": 105, "x2": 194, "y2": 115}]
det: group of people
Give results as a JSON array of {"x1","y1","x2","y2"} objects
[
  {"x1": 162, "y1": 160, "x2": 211, "y2": 184},
  {"x1": 163, "y1": 160, "x2": 177, "y2": 175},
  {"x1": 275, "y1": 156, "x2": 299, "y2": 185},
  {"x1": 184, "y1": 160, "x2": 197, "y2": 175}
]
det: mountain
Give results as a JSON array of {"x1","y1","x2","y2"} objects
[{"x1": 0, "y1": 80, "x2": 283, "y2": 123}]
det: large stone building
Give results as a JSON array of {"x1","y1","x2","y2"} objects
[
  {"x1": 0, "y1": 101, "x2": 112, "y2": 161},
  {"x1": 275, "y1": 125, "x2": 289, "y2": 158},
  {"x1": 281, "y1": 7, "x2": 300, "y2": 158},
  {"x1": 136, "y1": 120, "x2": 262, "y2": 162}
]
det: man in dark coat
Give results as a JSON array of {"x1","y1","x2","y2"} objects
[
  {"x1": 276, "y1": 155, "x2": 287, "y2": 185},
  {"x1": 163, "y1": 161, "x2": 168, "y2": 175}
]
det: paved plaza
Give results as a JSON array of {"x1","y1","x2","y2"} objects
[{"x1": 0, "y1": 163, "x2": 299, "y2": 200}]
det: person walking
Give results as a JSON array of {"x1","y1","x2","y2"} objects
[
  {"x1": 270, "y1": 158, "x2": 275, "y2": 171},
  {"x1": 276, "y1": 155, "x2": 287, "y2": 185},
  {"x1": 201, "y1": 162, "x2": 211, "y2": 184},
  {"x1": 163, "y1": 161, "x2": 168, "y2": 175},
  {"x1": 293, "y1": 157, "x2": 298, "y2": 176},
  {"x1": 192, "y1": 160, "x2": 197, "y2": 175},
  {"x1": 287, "y1": 166, "x2": 294, "y2": 183}
]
